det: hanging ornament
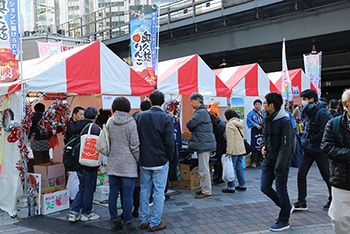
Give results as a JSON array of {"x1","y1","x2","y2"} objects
[
  {"x1": 1, "y1": 107, "x2": 14, "y2": 132},
  {"x1": 15, "y1": 160, "x2": 26, "y2": 184},
  {"x1": 165, "y1": 100, "x2": 181, "y2": 123},
  {"x1": 42, "y1": 100, "x2": 70, "y2": 131}
]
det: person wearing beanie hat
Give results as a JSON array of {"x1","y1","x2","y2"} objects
[{"x1": 247, "y1": 99, "x2": 264, "y2": 168}]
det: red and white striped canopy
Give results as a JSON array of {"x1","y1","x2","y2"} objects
[
  {"x1": 267, "y1": 68, "x2": 317, "y2": 96},
  {"x1": 157, "y1": 54, "x2": 231, "y2": 97},
  {"x1": 214, "y1": 63, "x2": 274, "y2": 97},
  {"x1": 0, "y1": 41, "x2": 155, "y2": 96}
]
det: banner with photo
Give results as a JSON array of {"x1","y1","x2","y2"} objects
[
  {"x1": 230, "y1": 97, "x2": 244, "y2": 119},
  {"x1": 0, "y1": 0, "x2": 20, "y2": 83},
  {"x1": 304, "y1": 52, "x2": 322, "y2": 98},
  {"x1": 37, "y1": 42, "x2": 76, "y2": 58},
  {"x1": 129, "y1": 5, "x2": 157, "y2": 87},
  {"x1": 281, "y1": 39, "x2": 292, "y2": 100},
  {"x1": 0, "y1": 95, "x2": 9, "y2": 173}
]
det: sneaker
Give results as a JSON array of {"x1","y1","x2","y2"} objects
[
  {"x1": 68, "y1": 213, "x2": 80, "y2": 222},
  {"x1": 140, "y1": 222, "x2": 150, "y2": 230},
  {"x1": 80, "y1": 211, "x2": 100, "y2": 221},
  {"x1": 235, "y1": 186, "x2": 247, "y2": 191},
  {"x1": 111, "y1": 217, "x2": 123, "y2": 231},
  {"x1": 270, "y1": 220, "x2": 290, "y2": 232},
  {"x1": 251, "y1": 162, "x2": 257, "y2": 168},
  {"x1": 149, "y1": 222, "x2": 167, "y2": 232},
  {"x1": 195, "y1": 194, "x2": 212, "y2": 199},
  {"x1": 214, "y1": 179, "x2": 226, "y2": 185},
  {"x1": 123, "y1": 222, "x2": 136, "y2": 233},
  {"x1": 293, "y1": 202, "x2": 308, "y2": 211},
  {"x1": 164, "y1": 194, "x2": 170, "y2": 201},
  {"x1": 222, "y1": 188, "x2": 235, "y2": 193},
  {"x1": 323, "y1": 201, "x2": 331, "y2": 211},
  {"x1": 290, "y1": 204, "x2": 295, "y2": 214}
]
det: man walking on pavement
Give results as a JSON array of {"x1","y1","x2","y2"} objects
[
  {"x1": 294, "y1": 89, "x2": 332, "y2": 211},
  {"x1": 137, "y1": 90, "x2": 175, "y2": 232},
  {"x1": 321, "y1": 89, "x2": 350, "y2": 234},
  {"x1": 260, "y1": 93, "x2": 295, "y2": 232},
  {"x1": 186, "y1": 92, "x2": 216, "y2": 199},
  {"x1": 247, "y1": 99, "x2": 265, "y2": 168}
]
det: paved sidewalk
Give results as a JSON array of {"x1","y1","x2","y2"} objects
[{"x1": 1, "y1": 162, "x2": 335, "y2": 233}]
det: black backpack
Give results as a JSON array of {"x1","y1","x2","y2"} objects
[{"x1": 63, "y1": 123, "x2": 91, "y2": 171}]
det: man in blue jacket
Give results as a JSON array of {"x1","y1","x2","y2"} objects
[
  {"x1": 247, "y1": 99, "x2": 264, "y2": 168},
  {"x1": 186, "y1": 93, "x2": 216, "y2": 199},
  {"x1": 294, "y1": 89, "x2": 332, "y2": 211},
  {"x1": 137, "y1": 90, "x2": 175, "y2": 232}
]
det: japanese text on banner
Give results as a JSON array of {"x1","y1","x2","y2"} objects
[{"x1": 129, "y1": 5, "x2": 158, "y2": 88}]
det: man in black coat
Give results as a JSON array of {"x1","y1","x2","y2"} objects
[
  {"x1": 137, "y1": 90, "x2": 175, "y2": 232},
  {"x1": 66, "y1": 107, "x2": 101, "y2": 223},
  {"x1": 321, "y1": 89, "x2": 350, "y2": 234},
  {"x1": 260, "y1": 93, "x2": 294, "y2": 232},
  {"x1": 294, "y1": 89, "x2": 332, "y2": 211}
]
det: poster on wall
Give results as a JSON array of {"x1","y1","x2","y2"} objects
[
  {"x1": 28, "y1": 173, "x2": 41, "y2": 215},
  {"x1": 0, "y1": 0, "x2": 20, "y2": 83},
  {"x1": 0, "y1": 95, "x2": 9, "y2": 173},
  {"x1": 102, "y1": 95, "x2": 141, "y2": 110},
  {"x1": 230, "y1": 97, "x2": 244, "y2": 119},
  {"x1": 129, "y1": 5, "x2": 158, "y2": 87},
  {"x1": 204, "y1": 97, "x2": 227, "y2": 107}
]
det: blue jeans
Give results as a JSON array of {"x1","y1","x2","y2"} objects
[
  {"x1": 227, "y1": 155, "x2": 246, "y2": 189},
  {"x1": 140, "y1": 162, "x2": 169, "y2": 227},
  {"x1": 108, "y1": 175, "x2": 135, "y2": 223},
  {"x1": 260, "y1": 160, "x2": 291, "y2": 223},
  {"x1": 70, "y1": 168, "x2": 98, "y2": 215}
]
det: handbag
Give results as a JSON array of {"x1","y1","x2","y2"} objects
[
  {"x1": 96, "y1": 118, "x2": 111, "y2": 156},
  {"x1": 236, "y1": 126, "x2": 252, "y2": 155},
  {"x1": 79, "y1": 123, "x2": 102, "y2": 167}
]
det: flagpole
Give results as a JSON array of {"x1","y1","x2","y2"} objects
[
  {"x1": 18, "y1": 0, "x2": 29, "y2": 212},
  {"x1": 156, "y1": 1, "x2": 160, "y2": 85}
]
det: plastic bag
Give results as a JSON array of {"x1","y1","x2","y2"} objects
[
  {"x1": 66, "y1": 171, "x2": 79, "y2": 200},
  {"x1": 221, "y1": 154, "x2": 235, "y2": 182}
]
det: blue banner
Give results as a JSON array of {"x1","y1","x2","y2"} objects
[{"x1": 130, "y1": 5, "x2": 157, "y2": 87}]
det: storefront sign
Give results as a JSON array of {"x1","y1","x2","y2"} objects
[{"x1": 102, "y1": 95, "x2": 141, "y2": 110}]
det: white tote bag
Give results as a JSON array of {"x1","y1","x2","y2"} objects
[
  {"x1": 221, "y1": 154, "x2": 235, "y2": 183},
  {"x1": 79, "y1": 123, "x2": 102, "y2": 167}
]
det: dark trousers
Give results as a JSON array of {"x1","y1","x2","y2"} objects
[
  {"x1": 297, "y1": 153, "x2": 332, "y2": 204},
  {"x1": 120, "y1": 186, "x2": 140, "y2": 212},
  {"x1": 251, "y1": 151, "x2": 263, "y2": 164},
  {"x1": 260, "y1": 160, "x2": 291, "y2": 223},
  {"x1": 33, "y1": 150, "x2": 50, "y2": 165}
]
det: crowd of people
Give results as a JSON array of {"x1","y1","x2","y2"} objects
[{"x1": 28, "y1": 88, "x2": 350, "y2": 233}]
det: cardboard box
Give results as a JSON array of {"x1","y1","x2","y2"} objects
[
  {"x1": 181, "y1": 178, "x2": 201, "y2": 190},
  {"x1": 34, "y1": 162, "x2": 65, "y2": 189},
  {"x1": 94, "y1": 185, "x2": 109, "y2": 202},
  {"x1": 41, "y1": 187, "x2": 69, "y2": 215},
  {"x1": 170, "y1": 180, "x2": 181, "y2": 189},
  {"x1": 245, "y1": 154, "x2": 251, "y2": 168},
  {"x1": 180, "y1": 164, "x2": 199, "y2": 180},
  {"x1": 182, "y1": 132, "x2": 191, "y2": 144}
]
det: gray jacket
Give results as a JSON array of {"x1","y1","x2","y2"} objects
[
  {"x1": 186, "y1": 104, "x2": 216, "y2": 152},
  {"x1": 106, "y1": 111, "x2": 139, "y2": 178}
]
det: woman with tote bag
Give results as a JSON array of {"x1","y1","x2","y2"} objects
[{"x1": 106, "y1": 97, "x2": 139, "y2": 233}]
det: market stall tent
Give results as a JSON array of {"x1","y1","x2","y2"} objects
[
  {"x1": 0, "y1": 40, "x2": 155, "y2": 96},
  {"x1": 157, "y1": 54, "x2": 231, "y2": 97},
  {"x1": 0, "y1": 41, "x2": 155, "y2": 216},
  {"x1": 267, "y1": 68, "x2": 317, "y2": 98},
  {"x1": 157, "y1": 54, "x2": 231, "y2": 132},
  {"x1": 213, "y1": 63, "x2": 277, "y2": 147}
]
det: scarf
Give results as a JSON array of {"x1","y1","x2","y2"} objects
[{"x1": 254, "y1": 108, "x2": 264, "y2": 125}]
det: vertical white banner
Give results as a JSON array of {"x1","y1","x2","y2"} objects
[
  {"x1": 304, "y1": 52, "x2": 322, "y2": 98},
  {"x1": 281, "y1": 39, "x2": 292, "y2": 101}
]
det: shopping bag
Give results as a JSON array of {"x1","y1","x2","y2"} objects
[
  {"x1": 96, "y1": 118, "x2": 111, "y2": 156},
  {"x1": 79, "y1": 124, "x2": 102, "y2": 167},
  {"x1": 221, "y1": 154, "x2": 235, "y2": 182}
]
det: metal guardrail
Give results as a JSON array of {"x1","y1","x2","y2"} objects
[{"x1": 57, "y1": 0, "x2": 252, "y2": 42}]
